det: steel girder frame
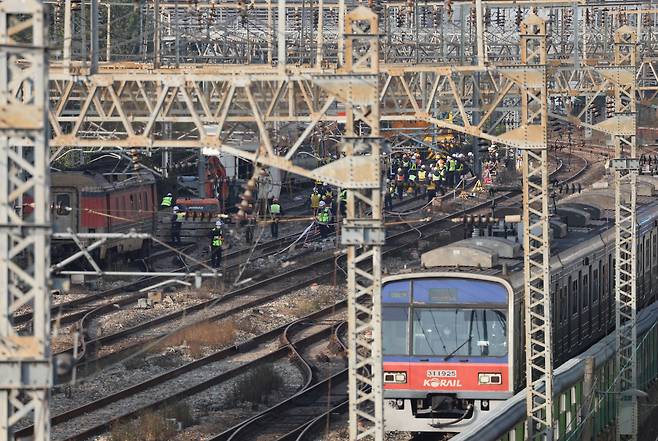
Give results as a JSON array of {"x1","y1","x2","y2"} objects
[
  {"x1": 0, "y1": 1, "x2": 52, "y2": 440},
  {"x1": 517, "y1": 15, "x2": 554, "y2": 441},
  {"x1": 611, "y1": 26, "x2": 639, "y2": 441}
]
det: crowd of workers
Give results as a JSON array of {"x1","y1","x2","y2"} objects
[
  {"x1": 384, "y1": 150, "x2": 474, "y2": 208},
  {"x1": 159, "y1": 146, "x2": 485, "y2": 268}
]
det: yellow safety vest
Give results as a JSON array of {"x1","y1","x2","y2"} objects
[
  {"x1": 212, "y1": 234, "x2": 224, "y2": 247},
  {"x1": 448, "y1": 159, "x2": 457, "y2": 171},
  {"x1": 161, "y1": 196, "x2": 173, "y2": 207},
  {"x1": 317, "y1": 209, "x2": 330, "y2": 224},
  {"x1": 175, "y1": 212, "x2": 186, "y2": 222},
  {"x1": 270, "y1": 203, "x2": 281, "y2": 215},
  {"x1": 418, "y1": 170, "x2": 426, "y2": 181},
  {"x1": 310, "y1": 193, "x2": 321, "y2": 208}
]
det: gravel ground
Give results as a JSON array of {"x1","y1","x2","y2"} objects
[{"x1": 44, "y1": 284, "x2": 346, "y2": 439}]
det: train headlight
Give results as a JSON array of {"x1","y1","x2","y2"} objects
[
  {"x1": 384, "y1": 371, "x2": 407, "y2": 384},
  {"x1": 478, "y1": 373, "x2": 502, "y2": 385}
]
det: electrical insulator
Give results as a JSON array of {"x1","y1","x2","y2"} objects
[
  {"x1": 515, "y1": 7, "x2": 523, "y2": 28},
  {"x1": 496, "y1": 8, "x2": 504, "y2": 27},
  {"x1": 606, "y1": 98, "x2": 614, "y2": 118},
  {"x1": 601, "y1": 8, "x2": 608, "y2": 25},
  {"x1": 585, "y1": 8, "x2": 591, "y2": 26},
  {"x1": 130, "y1": 149, "x2": 140, "y2": 171},
  {"x1": 445, "y1": 0, "x2": 452, "y2": 19},
  {"x1": 396, "y1": 10, "x2": 403, "y2": 27},
  {"x1": 470, "y1": 7, "x2": 476, "y2": 25},
  {"x1": 484, "y1": 8, "x2": 490, "y2": 26}
]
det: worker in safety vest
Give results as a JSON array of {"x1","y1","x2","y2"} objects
[
  {"x1": 161, "y1": 193, "x2": 173, "y2": 208},
  {"x1": 417, "y1": 165, "x2": 427, "y2": 196},
  {"x1": 447, "y1": 156, "x2": 457, "y2": 187},
  {"x1": 209, "y1": 222, "x2": 224, "y2": 268},
  {"x1": 395, "y1": 168, "x2": 406, "y2": 199},
  {"x1": 269, "y1": 198, "x2": 281, "y2": 238},
  {"x1": 455, "y1": 155, "x2": 465, "y2": 185},
  {"x1": 310, "y1": 188, "x2": 321, "y2": 216},
  {"x1": 408, "y1": 158, "x2": 418, "y2": 178},
  {"x1": 171, "y1": 206, "x2": 185, "y2": 244},
  {"x1": 338, "y1": 189, "x2": 347, "y2": 216},
  {"x1": 432, "y1": 165, "x2": 446, "y2": 196},
  {"x1": 401, "y1": 154, "x2": 410, "y2": 176},
  {"x1": 316, "y1": 201, "x2": 332, "y2": 239},
  {"x1": 407, "y1": 170, "x2": 418, "y2": 196}
]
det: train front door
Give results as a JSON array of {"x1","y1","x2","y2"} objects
[{"x1": 52, "y1": 190, "x2": 77, "y2": 233}]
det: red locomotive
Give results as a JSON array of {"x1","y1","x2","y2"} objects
[{"x1": 51, "y1": 171, "x2": 157, "y2": 266}]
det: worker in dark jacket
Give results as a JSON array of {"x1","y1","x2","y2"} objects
[
  {"x1": 209, "y1": 222, "x2": 224, "y2": 268},
  {"x1": 269, "y1": 198, "x2": 281, "y2": 238},
  {"x1": 171, "y1": 206, "x2": 185, "y2": 244}
]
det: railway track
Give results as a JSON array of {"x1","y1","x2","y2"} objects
[
  {"x1": 21, "y1": 151, "x2": 589, "y2": 440},
  {"x1": 212, "y1": 321, "x2": 349, "y2": 441},
  {"x1": 19, "y1": 304, "x2": 348, "y2": 440}
]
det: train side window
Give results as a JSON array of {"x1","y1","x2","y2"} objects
[
  {"x1": 571, "y1": 278, "x2": 578, "y2": 316},
  {"x1": 130, "y1": 194, "x2": 135, "y2": 209},
  {"x1": 560, "y1": 286, "x2": 567, "y2": 323},
  {"x1": 583, "y1": 274, "x2": 589, "y2": 310},
  {"x1": 593, "y1": 269, "x2": 599, "y2": 302},
  {"x1": 646, "y1": 239, "x2": 651, "y2": 270},
  {"x1": 653, "y1": 234, "x2": 657, "y2": 260},
  {"x1": 55, "y1": 194, "x2": 70, "y2": 216},
  {"x1": 138, "y1": 193, "x2": 143, "y2": 211}
]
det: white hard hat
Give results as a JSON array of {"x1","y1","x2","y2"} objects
[
  {"x1": 319, "y1": 201, "x2": 326, "y2": 207},
  {"x1": 173, "y1": 206, "x2": 180, "y2": 211},
  {"x1": 215, "y1": 220, "x2": 223, "y2": 227}
]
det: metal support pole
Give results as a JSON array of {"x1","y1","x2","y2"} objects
[
  {"x1": 154, "y1": 0, "x2": 161, "y2": 68},
  {"x1": 64, "y1": 0, "x2": 72, "y2": 67},
  {"x1": 278, "y1": 0, "x2": 286, "y2": 70},
  {"x1": 341, "y1": 6, "x2": 384, "y2": 440},
  {"x1": 267, "y1": 0, "x2": 273, "y2": 64},
  {"x1": 106, "y1": 4, "x2": 111, "y2": 62},
  {"x1": 475, "y1": 0, "x2": 486, "y2": 67},
  {"x1": 0, "y1": 1, "x2": 51, "y2": 439},
  {"x1": 519, "y1": 14, "x2": 553, "y2": 441},
  {"x1": 612, "y1": 25, "x2": 639, "y2": 441},
  {"x1": 198, "y1": 149, "x2": 206, "y2": 198},
  {"x1": 316, "y1": 0, "x2": 324, "y2": 67},
  {"x1": 90, "y1": 0, "x2": 99, "y2": 73}
]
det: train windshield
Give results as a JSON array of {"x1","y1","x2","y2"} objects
[{"x1": 412, "y1": 308, "x2": 507, "y2": 357}]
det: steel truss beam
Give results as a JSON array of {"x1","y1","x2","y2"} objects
[
  {"x1": 612, "y1": 26, "x2": 639, "y2": 441},
  {"x1": 518, "y1": 15, "x2": 553, "y2": 441},
  {"x1": 0, "y1": 0, "x2": 51, "y2": 440}
]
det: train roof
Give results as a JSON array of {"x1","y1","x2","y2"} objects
[
  {"x1": 51, "y1": 171, "x2": 156, "y2": 192},
  {"x1": 419, "y1": 174, "x2": 658, "y2": 284}
]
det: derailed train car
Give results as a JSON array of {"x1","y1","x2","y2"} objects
[
  {"x1": 51, "y1": 171, "x2": 157, "y2": 265},
  {"x1": 382, "y1": 176, "x2": 658, "y2": 433}
]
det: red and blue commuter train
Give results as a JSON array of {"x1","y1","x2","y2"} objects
[
  {"x1": 382, "y1": 178, "x2": 658, "y2": 433},
  {"x1": 383, "y1": 273, "x2": 512, "y2": 432}
]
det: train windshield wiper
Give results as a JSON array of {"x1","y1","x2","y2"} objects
[{"x1": 444, "y1": 336, "x2": 472, "y2": 361}]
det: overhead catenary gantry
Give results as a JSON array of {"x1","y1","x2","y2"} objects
[{"x1": 8, "y1": 0, "x2": 656, "y2": 439}]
